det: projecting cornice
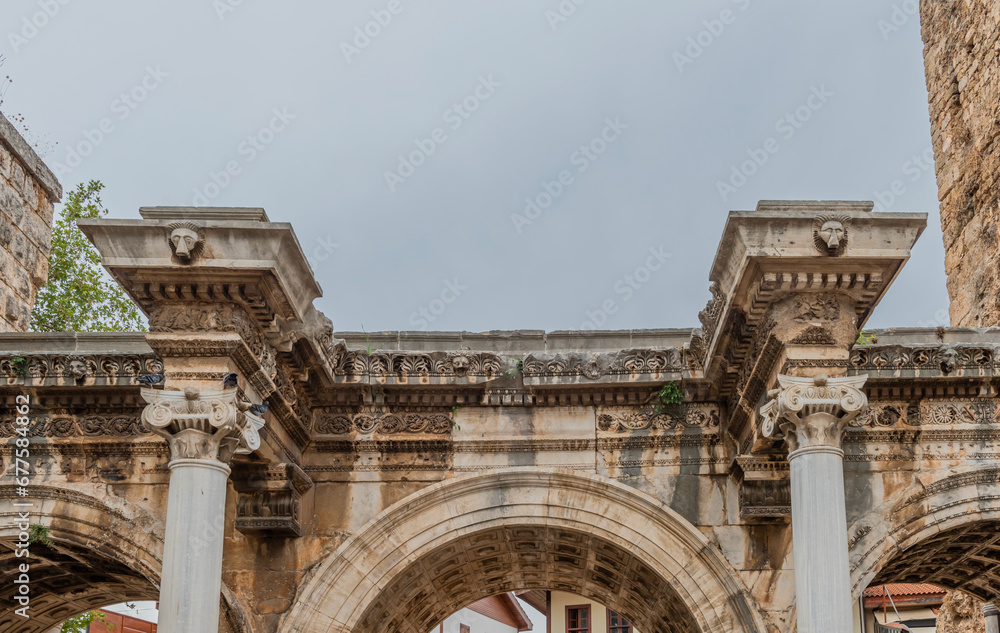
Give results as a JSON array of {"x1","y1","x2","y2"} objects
[{"x1": 695, "y1": 201, "x2": 927, "y2": 382}]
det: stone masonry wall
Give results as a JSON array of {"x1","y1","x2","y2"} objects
[
  {"x1": 0, "y1": 112, "x2": 61, "y2": 331},
  {"x1": 921, "y1": 0, "x2": 1000, "y2": 326}
]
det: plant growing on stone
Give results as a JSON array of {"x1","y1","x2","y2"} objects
[
  {"x1": 654, "y1": 381, "x2": 684, "y2": 414},
  {"x1": 10, "y1": 356, "x2": 28, "y2": 378},
  {"x1": 855, "y1": 330, "x2": 877, "y2": 346},
  {"x1": 28, "y1": 523, "x2": 52, "y2": 547},
  {"x1": 30, "y1": 181, "x2": 145, "y2": 332}
]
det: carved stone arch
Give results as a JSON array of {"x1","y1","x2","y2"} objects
[
  {"x1": 279, "y1": 468, "x2": 765, "y2": 633},
  {"x1": 849, "y1": 467, "x2": 1000, "y2": 600},
  {"x1": 0, "y1": 484, "x2": 162, "y2": 632},
  {"x1": 0, "y1": 484, "x2": 253, "y2": 633}
]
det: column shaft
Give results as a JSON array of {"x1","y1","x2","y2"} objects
[
  {"x1": 985, "y1": 603, "x2": 999, "y2": 633},
  {"x1": 789, "y1": 446, "x2": 853, "y2": 633},
  {"x1": 158, "y1": 458, "x2": 231, "y2": 633}
]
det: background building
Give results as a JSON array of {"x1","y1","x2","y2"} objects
[
  {"x1": 859, "y1": 584, "x2": 945, "y2": 633},
  {"x1": 434, "y1": 593, "x2": 533, "y2": 633}
]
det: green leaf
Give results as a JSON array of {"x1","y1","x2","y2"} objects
[
  {"x1": 60, "y1": 610, "x2": 113, "y2": 633},
  {"x1": 30, "y1": 181, "x2": 146, "y2": 332}
]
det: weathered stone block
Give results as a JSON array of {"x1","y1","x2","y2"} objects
[
  {"x1": 0, "y1": 180, "x2": 23, "y2": 224},
  {"x1": 0, "y1": 215, "x2": 11, "y2": 249}
]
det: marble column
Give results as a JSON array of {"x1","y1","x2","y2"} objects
[
  {"x1": 760, "y1": 374, "x2": 868, "y2": 633},
  {"x1": 140, "y1": 387, "x2": 265, "y2": 633},
  {"x1": 985, "y1": 603, "x2": 999, "y2": 633}
]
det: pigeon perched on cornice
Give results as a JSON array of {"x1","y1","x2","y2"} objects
[
  {"x1": 136, "y1": 374, "x2": 165, "y2": 386},
  {"x1": 223, "y1": 373, "x2": 239, "y2": 388},
  {"x1": 249, "y1": 400, "x2": 269, "y2": 415}
]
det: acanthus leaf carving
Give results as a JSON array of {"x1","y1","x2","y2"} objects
[
  {"x1": 140, "y1": 387, "x2": 265, "y2": 463},
  {"x1": 596, "y1": 404, "x2": 720, "y2": 433},
  {"x1": 313, "y1": 409, "x2": 453, "y2": 436},
  {"x1": 760, "y1": 374, "x2": 869, "y2": 452}
]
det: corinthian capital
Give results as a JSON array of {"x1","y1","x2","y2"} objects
[
  {"x1": 759, "y1": 374, "x2": 868, "y2": 453},
  {"x1": 140, "y1": 387, "x2": 266, "y2": 464}
]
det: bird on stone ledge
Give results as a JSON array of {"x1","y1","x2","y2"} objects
[
  {"x1": 136, "y1": 374, "x2": 165, "y2": 386},
  {"x1": 223, "y1": 373, "x2": 239, "y2": 389},
  {"x1": 249, "y1": 400, "x2": 269, "y2": 415}
]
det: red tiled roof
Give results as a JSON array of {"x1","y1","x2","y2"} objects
[{"x1": 863, "y1": 584, "x2": 946, "y2": 598}]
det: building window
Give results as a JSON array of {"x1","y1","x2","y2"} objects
[
  {"x1": 608, "y1": 610, "x2": 633, "y2": 633},
  {"x1": 566, "y1": 605, "x2": 590, "y2": 633},
  {"x1": 460, "y1": 625, "x2": 470, "y2": 633}
]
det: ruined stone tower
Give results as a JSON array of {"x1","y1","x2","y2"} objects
[
  {"x1": 921, "y1": 0, "x2": 1000, "y2": 326},
  {"x1": 0, "y1": 113, "x2": 60, "y2": 331}
]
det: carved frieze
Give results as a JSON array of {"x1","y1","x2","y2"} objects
[
  {"x1": 0, "y1": 414, "x2": 149, "y2": 438},
  {"x1": 149, "y1": 302, "x2": 255, "y2": 334},
  {"x1": 849, "y1": 403, "x2": 910, "y2": 427},
  {"x1": 926, "y1": 400, "x2": 999, "y2": 425},
  {"x1": 790, "y1": 326, "x2": 837, "y2": 346},
  {"x1": 793, "y1": 295, "x2": 841, "y2": 322},
  {"x1": 849, "y1": 344, "x2": 996, "y2": 375},
  {"x1": 0, "y1": 354, "x2": 163, "y2": 385},
  {"x1": 523, "y1": 348, "x2": 683, "y2": 384},
  {"x1": 313, "y1": 409, "x2": 453, "y2": 435},
  {"x1": 335, "y1": 350, "x2": 504, "y2": 382},
  {"x1": 697, "y1": 281, "x2": 725, "y2": 348},
  {"x1": 149, "y1": 302, "x2": 278, "y2": 378},
  {"x1": 596, "y1": 404, "x2": 720, "y2": 433}
]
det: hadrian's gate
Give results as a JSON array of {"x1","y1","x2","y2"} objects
[{"x1": 2, "y1": 202, "x2": 1000, "y2": 633}]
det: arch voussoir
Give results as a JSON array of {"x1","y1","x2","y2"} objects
[
  {"x1": 280, "y1": 468, "x2": 764, "y2": 633},
  {"x1": 850, "y1": 467, "x2": 1000, "y2": 600}
]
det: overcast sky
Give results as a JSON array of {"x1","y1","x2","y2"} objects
[{"x1": 4, "y1": 0, "x2": 948, "y2": 334}]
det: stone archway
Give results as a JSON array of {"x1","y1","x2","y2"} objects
[
  {"x1": 280, "y1": 468, "x2": 764, "y2": 633},
  {"x1": 0, "y1": 484, "x2": 251, "y2": 633},
  {"x1": 0, "y1": 484, "x2": 163, "y2": 633},
  {"x1": 850, "y1": 467, "x2": 1000, "y2": 600}
]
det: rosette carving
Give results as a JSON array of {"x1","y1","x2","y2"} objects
[
  {"x1": 140, "y1": 387, "x2": 266, "y2": 464},
  {"x1": 759, "y1": 374, "x2": 868, "y2": 452}
]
